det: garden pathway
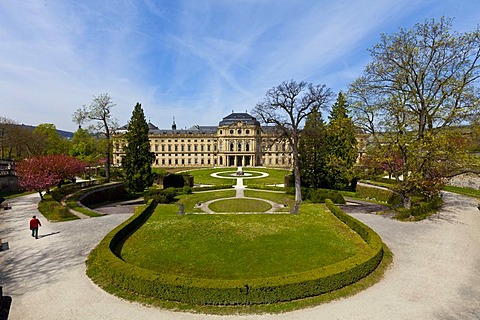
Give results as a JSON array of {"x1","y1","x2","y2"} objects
[
  {"x1": 1, "y1": 191, "x2": 479, "y2": 319},
  {"x1": 196, "y1": 177, "x2": 284, "y2": 214}
]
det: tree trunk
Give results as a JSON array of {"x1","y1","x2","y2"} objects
[
  {"x1": 403, "y1": 194, "x2": 411, "y2": 209},
  {"x1": 292, "y1": 134, "x2": 301, "y2": 214},
  {"x1": 104, "y1": 118, "x2": 111, "y2": 182}
]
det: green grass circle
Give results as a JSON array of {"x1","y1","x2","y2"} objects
[{"x1": 208, "y1": 198, "x2": 272, "y2": 212}]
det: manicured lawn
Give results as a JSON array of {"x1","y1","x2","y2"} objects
[
  {"x1": 443, "y1": 185, "x2": 480, "y2": 199},
  {"x1": 208, "y1": 198, "x2": 272, "y2": 212},
  {"x1": 38, "y1": 193, "x2": 80, "y2": 221},
  {"x1": 185, "y1": 168, "x2": 290, "y2": 186},
  {"x1": 244, "y1": 189, "x2": 293, "y2": 205},
  {"x1": 120, "y1": 203, "x2": 369, "y2": 280},
  {"x1": 177, "y1": 189, "x2": 236, "y2": 212}
]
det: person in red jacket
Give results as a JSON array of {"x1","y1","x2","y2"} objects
[{"x1": 30, "y1": 215, "x2": 41, "y2": 239}]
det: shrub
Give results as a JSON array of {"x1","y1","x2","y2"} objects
[
  {"x1": 183, "y1": 175, "x2": 194, "y2": 187},
  {"x1": 143, "y1": 187, "x2": 178, "y2": 204},
  {"x1": 182, "y1": 186, "x2": 193, "y2": 194},
  {"x1": 163, "y1": 173, "x2": 189, "y2": 188},
  {"x1": 396, "y1": 195, "x2": 442, "y2": 220}
]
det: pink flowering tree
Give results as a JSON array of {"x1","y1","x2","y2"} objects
[{"x1": 16, "y1": 155, "x2": 86, "y2": 200}]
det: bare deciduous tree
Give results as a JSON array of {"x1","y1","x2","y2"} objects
[
  {"x1": 73, "y1": 93, "x2": 118, "y2": 181},
  {"x1": 253, "y1": 80, "x2": 333, "y2": 212}
]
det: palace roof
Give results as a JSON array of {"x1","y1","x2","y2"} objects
[{"x1": 218, "y1": 112, "x2": 260, "y2": 127}]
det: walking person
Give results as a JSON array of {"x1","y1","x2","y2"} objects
[{"x1": 30, "y1": 215, "x2": 41, "y2": 239}]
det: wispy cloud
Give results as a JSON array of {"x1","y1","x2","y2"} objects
[{"x1": 0, "y1": 0, "x2": 477, "y2": 131}]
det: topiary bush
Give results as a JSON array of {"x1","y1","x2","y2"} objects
[{"x1": 162, "y1": 173, "x2": 193, "y2": 188}]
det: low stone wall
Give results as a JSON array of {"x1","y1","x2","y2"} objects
[
  {"x1": 447, "y1": 173, "x2": 480, "y2": 190},
  {"x1": 0, "y1": 175, "x2": 19, "y2": 193},
  {"x1": 78, "y1": 183, "x2": 127, "y2": 207}
]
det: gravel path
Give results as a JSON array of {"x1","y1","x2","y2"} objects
[{"x1": 1, "y1": 192, "x2": 479, "y2": 319}]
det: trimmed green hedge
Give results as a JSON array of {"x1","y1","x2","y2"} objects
[
  {"x1": 305, "y1": 189, "x2": 346, "y2": 204},
  {"x1": 247, "y1": 184, "x2": 286, "y2": 192},
  {"x1": 192, "y1": 185, "x2": 233, "y2": 192},
  {"x1": 395, "y1": 195, "x2": 443, "y2": 220},
  {"x1": 87, "y1": 200, "x2": 383, "y2": 305},
  {"x1": 356, "y1": 183, "x2": 402, "y2": 205}
]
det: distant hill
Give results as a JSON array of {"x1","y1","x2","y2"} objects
[{"x1": 20, "y1": 124, "x2": 74, "y2": 140}]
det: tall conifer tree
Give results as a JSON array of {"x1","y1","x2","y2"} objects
[
  {"x1": 122, "y1": 103, "x2": 155, "y2": 193},
  {"x1": 299, "y1": 110, "x2": 328, "y2": 188},
  {"x1": 325, "y1": 92, "x2": 358, "y2": 189}
]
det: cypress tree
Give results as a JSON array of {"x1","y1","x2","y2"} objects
[{"x1": 122, "y1": 103, "x2": 155, "y2": 193}]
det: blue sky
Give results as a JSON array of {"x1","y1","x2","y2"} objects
[{"x1": 1, "y1": 0, "x2": 479, "y2": 132}]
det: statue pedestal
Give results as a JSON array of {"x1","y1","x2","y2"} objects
[{"x1": 236, "y1": 166, "x2": 244, "y2": 176}]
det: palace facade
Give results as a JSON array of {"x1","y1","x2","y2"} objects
[{"x1": 113, "y1": 112, "x2": 293, "y2": 169}]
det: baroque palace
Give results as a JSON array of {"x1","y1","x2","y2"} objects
[{"x1": 113, "y1": 112, "x2": 293, "y2": 169}]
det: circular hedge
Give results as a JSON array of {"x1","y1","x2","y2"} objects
[{"x1": 87, "y1": 200, "x2": 384, "y2": 306}]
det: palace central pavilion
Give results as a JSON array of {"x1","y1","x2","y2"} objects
[{"x1": 113, "y1": 112, "x2": 293, "y2": 169}]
